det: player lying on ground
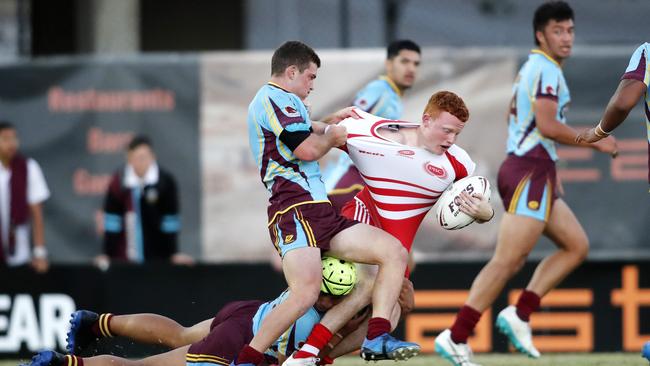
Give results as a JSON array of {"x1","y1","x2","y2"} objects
[
  {"x1": 22, "y1": 257, "x2": 370, "y2": 366},
  {"x1": 292, "y1": 91, "x2": 494, "y2": 363}
]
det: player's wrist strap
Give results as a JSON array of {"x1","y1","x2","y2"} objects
[{"x1": 594, "y1": 121, "x2": 611, "y2": 138}]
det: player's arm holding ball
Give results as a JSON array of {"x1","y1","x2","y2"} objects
[{"x1": 458, "y1": 190, "x2": 494, "y2": 223}]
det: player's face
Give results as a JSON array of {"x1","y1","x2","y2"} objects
[
  {"x1": 289, "y1": 62, "x2": 318, "y2": 100},
  {"x1": 386, "y1": 50, "x2": 420, "y2": 90},
  {"x1": 127, "y1": 144, "x2": 155, "y2": 178},
  {"x1": 537, "y1": 19, "x2": 574, "y2": 62},
  {"x1": 420, "y1": 111, "x2": 465, "y2": 155},
  {"x1": 0, "y1": 128, "x2": 18, "y2": 161},
  {"x1": 314, "y1": 293, "x2": 345, "y2": 312}
]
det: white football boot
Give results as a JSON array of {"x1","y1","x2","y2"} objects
[
  {"x1": 495, "y1": 305, "x2": 541, "y2": 358},
  {"x1": 282, "y1": 354, "x2": 319, "y2": 366},
  {"x1": 434, "y1": 329, "x2": 481, "y2": 366}
]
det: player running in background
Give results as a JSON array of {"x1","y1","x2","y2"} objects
[
  {"x1": 576, "y1": 42, "x2": 649, "y2": 188},
  {"x1": 323, "y1": 40, "x2": 421, "y2": 212},
  {"x1": 23, "y1": 257, "x2": 361, "y2": 366},
  {"x1": 434, "y1": 3, "x2": 618, "y2": 365},
  {"x1": 243, "y1": 41, "x2": 416, "y2": 366},
  {"x1": 295, "y1": 91, "x2": 494, "y2": 360}
]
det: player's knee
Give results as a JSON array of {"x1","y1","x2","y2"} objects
[
  {"x1": 572, "y1": 236, "x2": 589, "y2": 262},
  {"x1": 491, "y1": 256, "x2": 525, "y2": 277}
]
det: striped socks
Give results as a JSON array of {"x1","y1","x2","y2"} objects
[{"x1": 91, "y1": 313, "x2": 114, "y2": 338}]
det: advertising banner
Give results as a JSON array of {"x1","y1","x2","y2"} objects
[{"x1": 1, "y1": 261, "x2": 648, "y2": 358}]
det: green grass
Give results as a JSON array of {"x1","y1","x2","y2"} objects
[
  {"x1": 4, "y1": 353, "x2": 647, "y2": 366},
  {"x1": 333, "y1": 353, "x2": 647, "y2": 366}
]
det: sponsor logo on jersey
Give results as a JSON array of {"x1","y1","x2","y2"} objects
[
  {"x1": 424, "y1": 162, "x2": 447, "y2": 179},
  {"x1": 358, "y1": 149, "x2": 384, "y2": 157},
  {"x1": 398, "y1": 149, "x2": 415, "y2": 156},
  {"x1": 528, "y1": 201, "x2": 540, "y2": 210},
  {"x1": 284, "y1": 234, "x2": 295, "y2": 243},
  {"x1": 357, "y1": 99, "x2": 368, "y2": 108}
]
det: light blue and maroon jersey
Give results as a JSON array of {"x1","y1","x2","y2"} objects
[
  {"x1": 620, "y1": 42, "x2": 650, "y2": 183},
  {"x1": 507, "y1": 49, "x2": 571, "y2": 161},
  {"x1": 252, "y1": 289, "x2": 322, "y2": 359},
  {"x1": 353, "y1": 76, "x2": 403, "y2": 120},
  {"x1": 324, "y1": 76, "x2": 403, "y2": 191},
  {"x1": 248, "y1": 82, "x2": 329, "y2": 220}
]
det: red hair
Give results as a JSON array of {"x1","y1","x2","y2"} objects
[{"x1": 423, "y1": 91, "x2": 469, "y2": 122}]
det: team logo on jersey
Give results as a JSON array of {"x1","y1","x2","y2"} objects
[
  {"x1": 357, "y1": 99, "x2": 368, "y2": 108},
  {"x1": 283, "y1": 106, "x2": 300, "y2": 117},
  {"x1": 398, "y1": 149, "x2": 415, "y2": 157},
  {"x1": 424, "y1": 162, "x2": 447, "y2": 179},
  {"x1": 546, "y1": 85, "x2": 555, "y2": 95}
]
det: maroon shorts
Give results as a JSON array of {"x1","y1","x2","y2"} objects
[
  {"x1": 327, "y1": 165, "x2": 365, "y2": 213},
  {"x1": 497, "y1": 154, "x2": 559, "y2": 222},
  {"x1": 268, "y1": 202, "x2": 358, "y2": 257},
  {"x1": 186, "y1": 300, "x2": 264, "y2": 366}
]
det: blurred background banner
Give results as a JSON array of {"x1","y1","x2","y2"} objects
[
  {"x1": 0, "y1": 56, "x2": 201, "y2": 261},
  {"x1": 1, "y1": 261, "x2": 648, "y2": 357}
]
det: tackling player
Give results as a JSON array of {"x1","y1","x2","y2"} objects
[
  {"x1": 434, "y1": 3, "x2": 618, "y2": 365},
  {"x1": 243, "y1": 41, "x2": 417, "y2": 366},
  {"x1": 22, "y1": 258, "x2": 361, "y2": 366}
]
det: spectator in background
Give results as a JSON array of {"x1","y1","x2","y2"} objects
[
  {"x1": 0, "y1": 121, "x2": 50, "y2": 273},
  {"x1": 95, "y1": 135, "x2": 193, "y2": 267}
]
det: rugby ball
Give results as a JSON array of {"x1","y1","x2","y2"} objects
[{"x1": 435, "y1": 176, "x2": 491, "y2": 230}]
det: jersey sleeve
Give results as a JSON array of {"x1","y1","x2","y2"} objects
[
  {"x1": 264, "y1": 92, "x2": 311, "y2": 136},
  {"x1": 447, "y1": 145, "x2": 476, "y2": 181},
  {"x1": 353, "y1": 81, "x2": 384, "y2": 112},
  {"x1": 534, "y1": 64, "x2": 562, "y2": 102},
  {"x1": 622, "y1": 43, "x2": 649, "y2": 87},
  {"x1": 27, "y1": 159, "x2": 50, "y2": 204}
]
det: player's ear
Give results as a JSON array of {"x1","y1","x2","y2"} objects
[
  {"x1": 286, "y1": 65, "x2": 297, "y2": 80},
  {"x1": 535, "y1": 30, "x2": 545, "y2": 47},
  {"x1": 422, "y1": 113, "x2": 432, "y2": 126}
]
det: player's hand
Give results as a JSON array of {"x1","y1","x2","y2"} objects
[
  {"x1": 325, "y1": 125, "x2": 348, "y2": 147},
  {"x1": 593, "y1": 135, "x2": 618, "y2": 158},
  {"x1": 328, "y1": 106, "x2": 359, "y2": 123},
  {"x1": 575, "y1": 127, "x2": 602, "y2": 143},
  {"x1": 458, "y1": 191, "x2": 493, "y2": 222},
  {"x1": 31, "y1": 257, "x2": 49, "y2": 273},
  {"x1": 398, "y1": 278, "x2": 415, "y2": 314}
]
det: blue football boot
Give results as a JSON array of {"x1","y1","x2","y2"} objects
[
  {"x1": 360, "y1": 333, "x2": 421, "y2": 361},
  {"x1": 20, "y1": 350, "x2": 66, "y2": 366},
  {"x1": 66, "y1": 310, "x2": 100, "y2": 355}
]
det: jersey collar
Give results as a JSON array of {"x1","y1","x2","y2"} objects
[
  {"x1": 380, "y1": 76, "x2": 403, "y2": 97},
  {"x1": 267, "y1": 81, "x2": 291, "y2": 93},
  {"x1": 531, "y1": 49, "x2": 561, "y2": 68}
]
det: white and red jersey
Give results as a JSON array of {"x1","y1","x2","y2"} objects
[{"x1": 338, "y1": 109, "x2": 476, "y2": 252}]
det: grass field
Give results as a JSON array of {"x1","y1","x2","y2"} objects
[
  {"x1": 333, "y1": 353, "x2": 647, "y2": 366},
  {"x1": 6, "y1": 353, "x2": 647, "y2": 366}
]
